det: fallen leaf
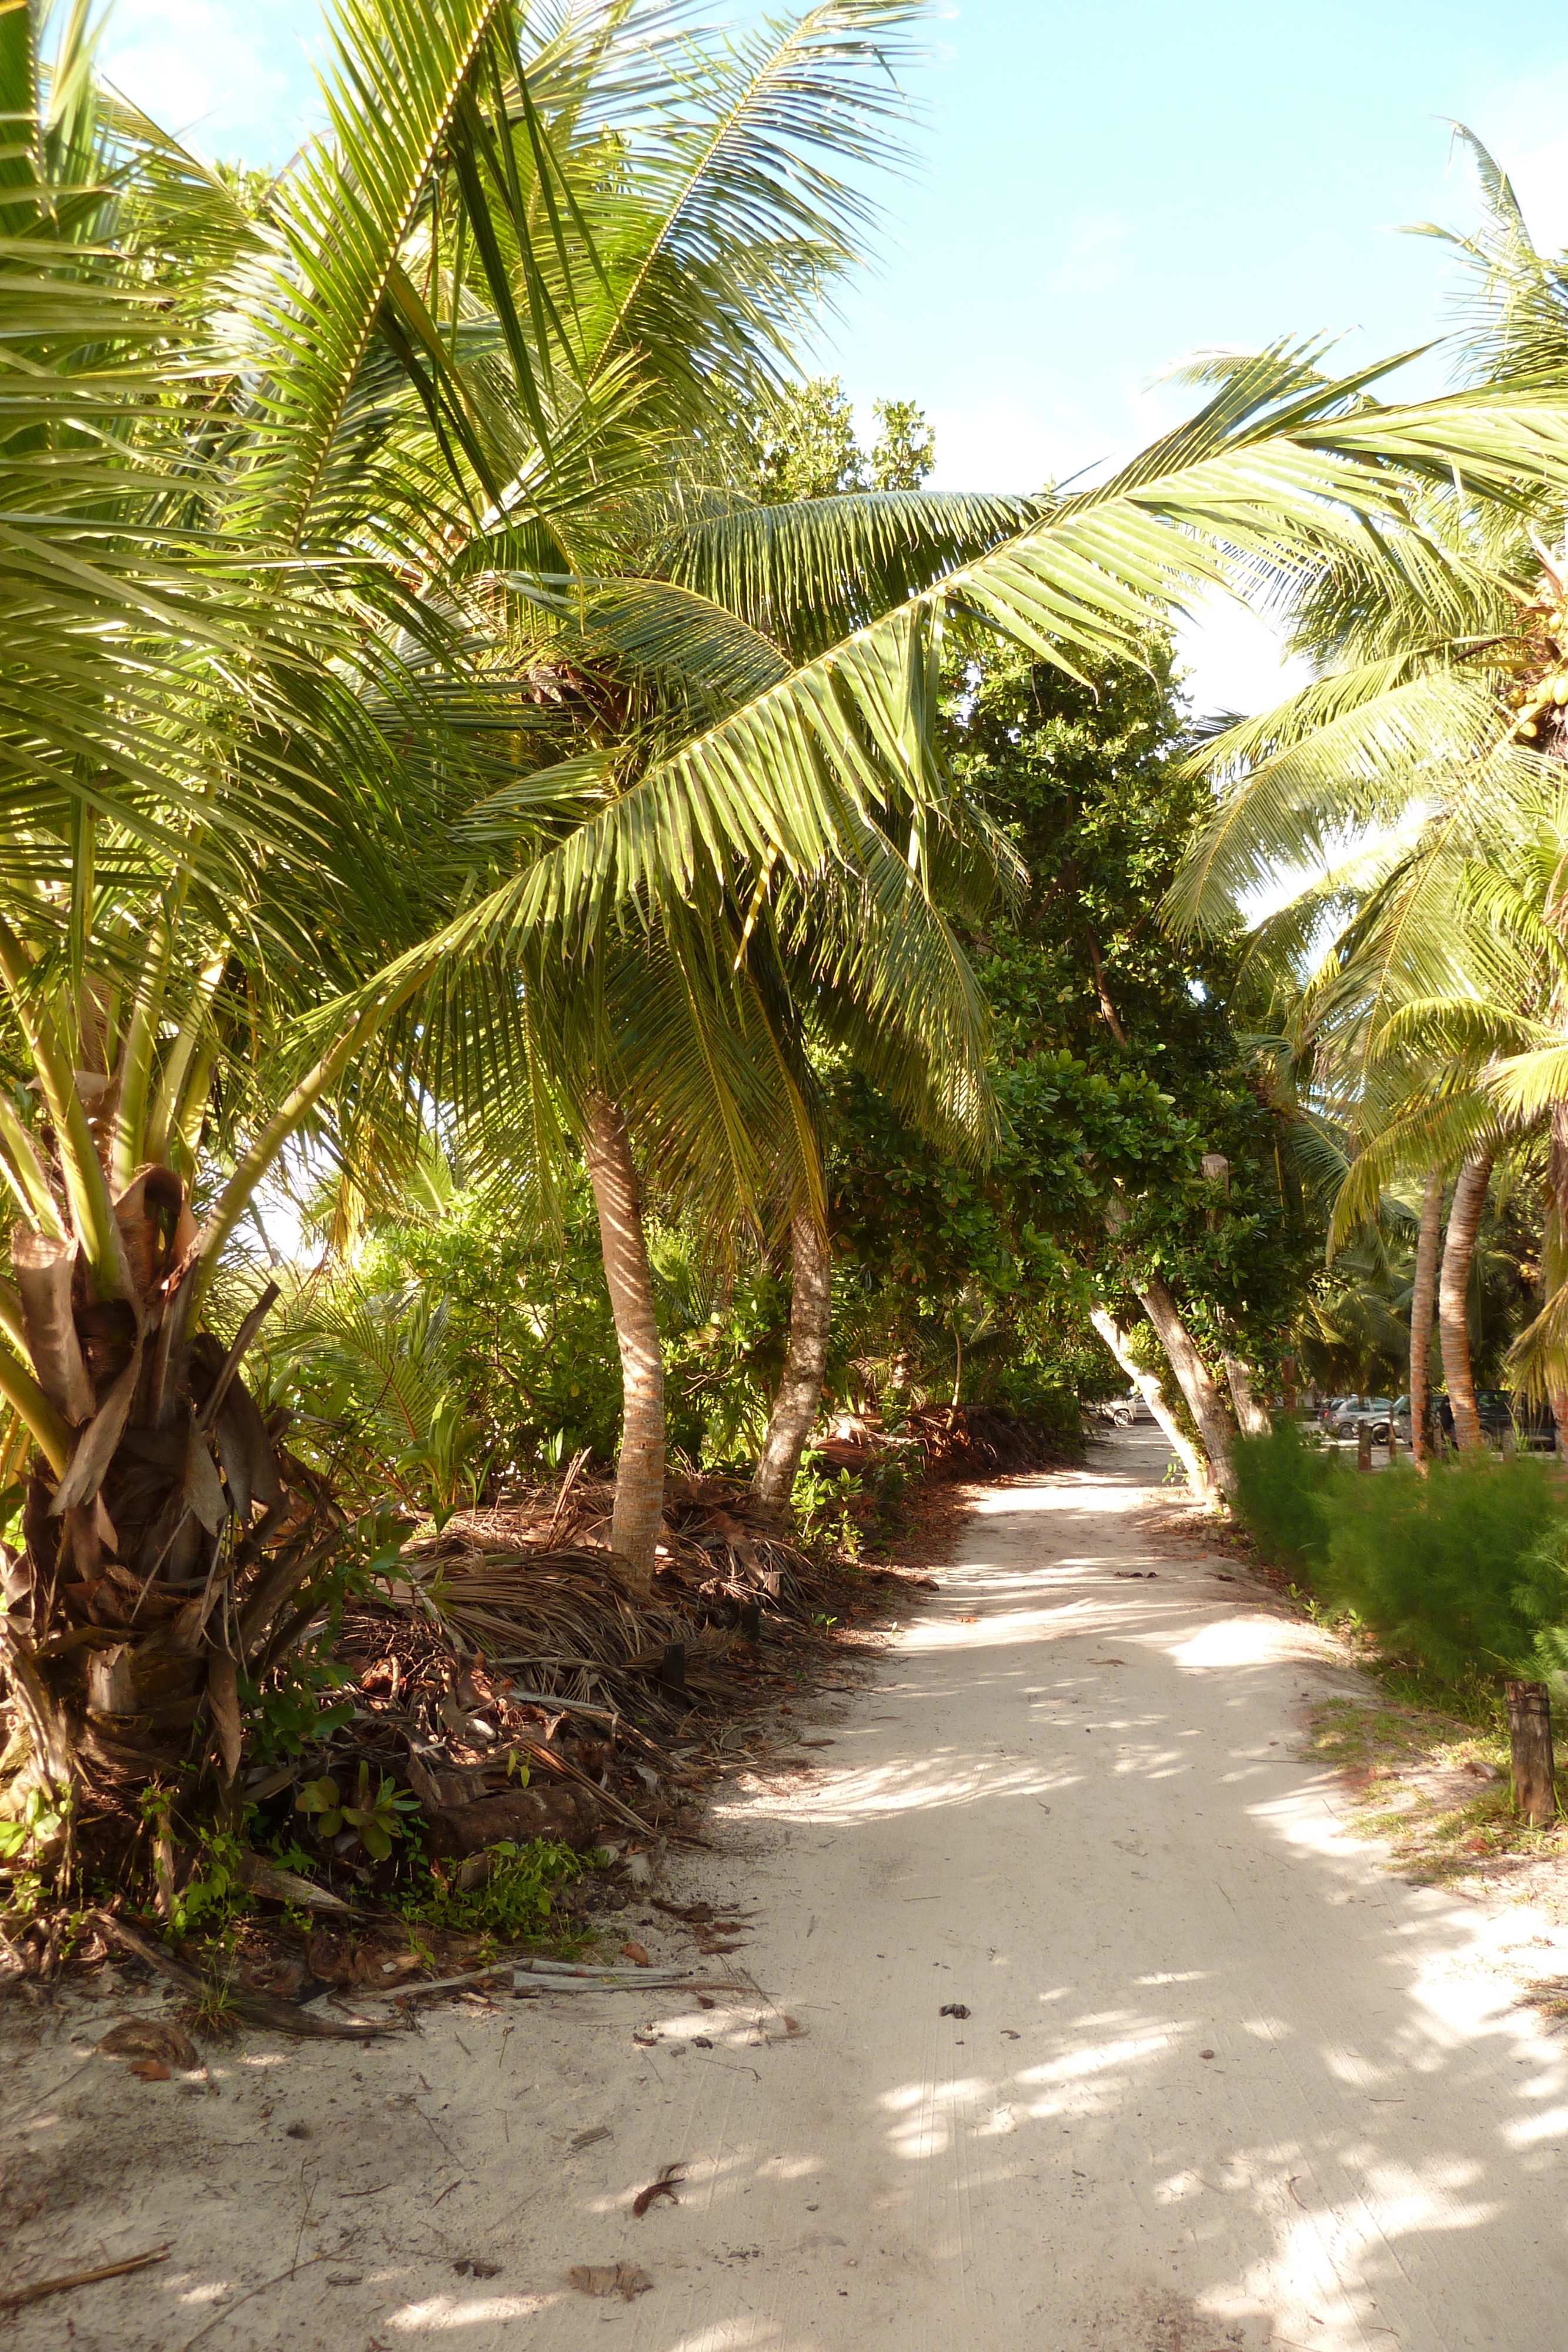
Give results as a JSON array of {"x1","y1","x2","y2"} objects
[
  {"x1": 453, "y1": 2259, "x2": 501, "y2": 2278},
  {"x1": 129, "y1": 2059, "x2": 170, "y2": 2082},
  {"x1": 939, "y1": 2003, "x2": 971, "y2": 2020},
  {"x1": 620, "y1": 1941, "x2": 650, "y2": 1967},
  {"x1": 568, "y1": 2263, "x2": 653, "y2": 2301},
  {"x1": 1200, "y1": 2048, "x2": 1216, "y2": 2060},
  {"x1": 632, "y1": 2163, "x2": 684, "y2": 2217},
  {"x1": 98, "y1": 2020, "x2": 198, "y2": 2069}
]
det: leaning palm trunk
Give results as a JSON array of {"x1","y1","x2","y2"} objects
[
  {"x1": 751, "y1": 1210, "x2": 832, "y2": 1524},
  {"x1": 1439, "y1": 1151, "x2": 1493, "y2": 1454},
  {"x1": 1138, "y1": 1271, "x2": 1238, "y2": 1497},
  {"x1": 1090, "y1": 1307, "x2": 1213, "y2": 1497},
  {"x1": 583, "y1": 1094, "x2": 664, "y2": 1596},
  {"x1": 1410, "y1": 1168, "x2": 1445, "y2": 1468},
  {"x1": 1102, "y1": 1193, "x2": 1236, "y2": 1495},
  {"x1": 1222, "y1": 1354, "x2": 1271, "y2": 1436}
]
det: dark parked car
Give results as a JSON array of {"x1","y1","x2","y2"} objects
[{"x1": 1399, "y1": 1390, "x2": 1557, "y2": 1451}]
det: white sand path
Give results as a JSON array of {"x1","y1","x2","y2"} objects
[{"x1": 8, "y1": 1429, "x2": 1568, "y2": 2350}]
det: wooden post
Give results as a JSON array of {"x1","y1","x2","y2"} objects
[
  {"x1": 660, "y1": 1641, "x2": 687, "y2": 1698},
  {"x1": 1505, "y1": 1680, "x2": 1556, "y2": 1827},
  {"x1": 738, "y1": 1601, "x2": 761, "y2": 1644},
  {"x1": 1386, "y1": 1414, "x2": 1398, "y2": 1464},
  {"x1": 1357, "y1": 1421, "x2": 1372, "y2": 1473}
]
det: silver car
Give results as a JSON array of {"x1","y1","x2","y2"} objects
[{"x1": 1329, "y1": 1396, "x2": 1393, "y2": 1440}]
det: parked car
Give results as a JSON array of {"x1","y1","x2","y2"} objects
[
  {"x1": 1393, "y1": 1391, "x2": 1557, "y2": 1451},
  {"x1": 1316, "y1": 1394, "x2": 1359, "y2": 1431},
  {"x1": 1366, "y1": 1395, "x2": 1407, "y2": 1444},
  {"x1": 1328, "y1": 1396, "x2": 1393, "y2": 1441},
  {"x1": 1102, "y1": 1389, "x2": 1155, "y2": 1428}
]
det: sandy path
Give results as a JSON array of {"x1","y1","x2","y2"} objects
[{"x1": 9, "y1": 1431, "x2": 1568, "y2": 2350}]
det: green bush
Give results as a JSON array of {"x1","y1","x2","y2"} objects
[
  {"x1": 399, "y1": 1838, "x2": 581, "y2": 1943},
  {"x1": 1233, "y1": 1433, "x2": 1568, "y2": 1688},
  {"x1": 1319, "y1": 1455, "x2": 1568, "y2": 1683},
  {"x1": 1232, "y1": 1423, "x2": 1340, "y2": 1575}
]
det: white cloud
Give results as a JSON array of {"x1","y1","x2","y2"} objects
[
  {"x1": 1455, "y1": 66, "x2": 1568, "y2": 255},
  {"x1": 1176, "y1": 589, "x2": 1310, "y2": 727},
  {"x1": 924, "y1": 394, "x2": 1071, "y2": 492},
  {"x1": 99, "y1": 0, "x2": 325, "y2": 166}
]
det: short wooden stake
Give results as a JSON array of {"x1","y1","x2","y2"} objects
[
  {"x1": 1505, "y1": 1679, "x2": 1556, "y2": 1827},
  {"x1": 660, "y1": 1641, "x2": 687, "y2": 1696},
  {"x1": 738, "y1": 1601, "x2": 761, "y2": 1643},
  {"x1": 1356, "y1": 1422, "x2": 1372, "y2": 1473}
]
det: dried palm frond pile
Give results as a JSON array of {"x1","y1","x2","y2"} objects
[
  {"x1": 902, "y1": 1403, "x2": 1071, "y2": 1476},
  {"x1": 275, "y1": 1474, "x2": 854, "y2": 1883},
  {"x1": 366, "y1": 1469, "x2": 838, "y2": 1735}
]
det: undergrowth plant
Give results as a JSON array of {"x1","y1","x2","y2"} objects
[
  {"x1": 398, "y1": 1838, "x2": 582, "y2": 1946},
  {"x1": 1234, "y1": 1428, "x2": 1568, "y2": 1682}
]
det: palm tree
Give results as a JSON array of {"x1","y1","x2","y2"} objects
[
  {"x1": 11, "y1": 1, "x2": 1568, "y2": 1845},
  {"x1": 1162, "y1": 139, "x2": 1568, "y2": 1433}
]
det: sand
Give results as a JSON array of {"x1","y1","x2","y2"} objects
[{"x1": 5, "y1": 1427, "x2": 1567, "y2": 2350}]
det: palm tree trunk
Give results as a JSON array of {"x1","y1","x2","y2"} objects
[
  {"x1": 1439, "y1": 1150, "x2": 1493, "y2": 1455},
  {"x1": 1138, "y1": 1269, "x2": 1239, "y2": 1496},
  {"x1": 751, "y1": 1208, "x2": 831, "y2": 1525},
  {"x1": 1544, "y1": 1105, "x2": 1568, "y2": 1457},
  {"x1": 1102, "y1": 1191, "x2": 1236, "y2": 1495},
  {"x1": 1090, "y1": 1307, "x2": 1213, "y2": 1498},
  {"x1": 1410, "y1": 1167, "x2": 1445, "y2": 1469},
  {"x1": 1222, "y1": 1354, "x2": 1271, "y2": 1436},
  {"x1": 583, "y1": 1091, "x2": 664, "y2": 1595}
]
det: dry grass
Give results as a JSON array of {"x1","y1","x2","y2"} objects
[{"x1": 1307, "y1": 1696, "x2": 1568, "y2": 1883}]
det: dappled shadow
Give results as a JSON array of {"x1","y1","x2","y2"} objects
[{"x1": 17, "y1": 1432, "x2": 1565, "y2": 2350}]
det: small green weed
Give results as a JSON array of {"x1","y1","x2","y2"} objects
[
  {"x1": 0, "y1": 1785, "x2": 65, "y2": 1866},
  {"x1": 166, "y1": 1826, "x2": 253, "y2": 1943},
  {"x1": 296, "y1": 1763, "x2": 420, "y2": 1862},
  {"x1": 397, "y1": 1838, "x2": 581, "y2": 1946}
]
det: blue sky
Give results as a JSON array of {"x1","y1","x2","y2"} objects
[{"x1": 97, "y1": 0, "x2": 1568, "y2": 708}]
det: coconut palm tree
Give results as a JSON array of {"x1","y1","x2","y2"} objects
[{"x1": 11, "y1": 2, "x2": 1568, "y2": 1845}]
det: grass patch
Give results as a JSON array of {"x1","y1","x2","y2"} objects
[{"x1": 1305, "y1": 1693, "x2": 1568, "y2": 1883}]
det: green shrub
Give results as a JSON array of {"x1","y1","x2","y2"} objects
[
  {"x1": 400, "y1": 1838, "x2": 581, "y2": 1944},
  {"x1": 1319, "y1": 1455, "x2": 1568, "y2": 1682},
  {"x1": 1232, "y1": 1423, "x2": 1341, "y2": 1575}
]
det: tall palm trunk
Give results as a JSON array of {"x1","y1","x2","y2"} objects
[
  {"x1": 1409, "y1": 1167, "x2": 1445, "y2": 1468},
  {"x1": 1543, "y1": 1105, "x2": 1568, "y2": 1456},
  {"x1": 1439, "y1": 1150, "x2": 1493, "y2": 1455},
  {"x1": 583, "y1": 1092, "x2": 664, "y2": 1595},
  {"x1": 1091, "y1": 1307, "x2": 1213, "y2": 1497},
  {"x1": 1102, "y1": 1191, "x2": 1236, "y2": 1495},
  {"x1": 751, "y1": 1209, "x2": 831, "y2": 1524}
]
